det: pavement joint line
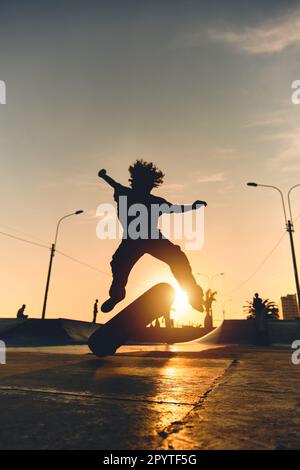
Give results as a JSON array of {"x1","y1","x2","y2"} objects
[
  {"x1": 157, "y1": 358, "x2": 239, "y2": 445},
  {"x1": 0, "y1": 385, "x2": 196, "y2": 407}
]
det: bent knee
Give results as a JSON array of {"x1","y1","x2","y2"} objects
[
  {"x1": 171, "y1": 244, "x2": 186, "y2": 258},
  {"x1": 167, "y1": 246, "x2": 191, "y2": 269},
  {"x1": 110, "y1": 255, "x2": 119, "y2": 271}
]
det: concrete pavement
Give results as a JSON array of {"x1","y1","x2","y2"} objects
[{"x1": 0, "y1": 345, "x2": 299, "y2": 449}]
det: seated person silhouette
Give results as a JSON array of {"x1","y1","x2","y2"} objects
[
  {"x1": 98, "y1": 159, "x2": 206, "y2": 313},
  {"x1": 17, "y1": 304, "x2": 28, "y2": 319}
]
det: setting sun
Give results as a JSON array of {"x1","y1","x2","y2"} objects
[{"x1": 171, "y1": 287, "x2": 190, "y2": 323}]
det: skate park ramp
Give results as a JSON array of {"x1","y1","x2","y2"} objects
[
  {"x1": 1, "y1": 318, "x2": 299, "y2": 347},
  {"x1": 0, "y1": 319, "x2": 27, "y2": 336},
  {"x1": 192, "y1": 319, "x2": 300, "y2": 345},
  {"x1": 0, "y1": 318, "x2": 101, "y2": 346},
  {"x1": 194, "y1": 320, "x2": 256, "y2": 344}
]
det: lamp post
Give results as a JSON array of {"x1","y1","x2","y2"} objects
[
  {"x1": 197, "y1": 272, "x2": 225, "y2": 289},
  {"x1": 41, "y1": 210, "x2": 84, "y2": 319},
  {"x1": 288, "y1": 184, "x2": 300, "y2": 223},
  {"x1": 211, "y1": 272, "x2": 225, "y2": 290},
  {"x1": 222, "y1": 298, "x2": 232, "y2": 320},
  {"x1": 247, "y1": 182, "x2": 300, "y2": 312},
  {"x1": 196, "y1": 272, "x2": 210, "y2": 288}
]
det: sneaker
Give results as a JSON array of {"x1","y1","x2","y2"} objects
[
  {"x1": 101, "y1": 298, "x2": 119, "y2": 313},
  {"x1": 192, "y1": 297, "x2": 205, "y2": 313},
  {"x1": 189, "y1": 286, "x2": 205, "y2": 313}
]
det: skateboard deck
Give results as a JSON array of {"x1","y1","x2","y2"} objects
[{"x1": 88, "y1": 283, "x2": 175, "y2": 357}]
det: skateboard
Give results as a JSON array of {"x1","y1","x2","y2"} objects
[{"x1": 88, "y1": 283, "x2": 175, "y2": 357}]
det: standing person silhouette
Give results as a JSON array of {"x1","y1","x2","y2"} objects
[
  {"x1": 253, "y1": 292, "x2": 268, "y2": 345},
  {"x1": 253, "y1": 293, "x2": 265, "y2": 330},
  {"x1": 98, "y1": 159, "x2": 206, "y2": 314},
  {"x1": 93, "y1": 299, "x2": 99, "y2": 323}
]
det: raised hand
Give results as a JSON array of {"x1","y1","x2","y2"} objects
[
  {"x1": 192, "y1": 200, "x2": 207, "y2": 208},
  {"x1": 98, "y1": 169, "x2": 107, "y2": 178}
]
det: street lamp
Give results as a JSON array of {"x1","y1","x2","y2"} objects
[
  {"x1": 247, "y1": 183, "x2": 288, "y2": 223},
  {"x1": 197, "y1": 272, "x2": 225, "y2": 289},
  {"x1": 247, "y1": 182, "x2": 300, "y2": 312},
  {"x1": 41, "y1": 210, "x2": 84, "y2": 319},
  {"x1": 288, "y1": 184, "x2": 300, "y2": 223},
  {"x1": 211, "y1": 272, "x2": 225, "y2": 290},
  {"x1": 222, "y1": 298, "x2": 232, "y2": 321},
  {"x1": 196, "y1": 272, "x2": 210, "y2": 287}
]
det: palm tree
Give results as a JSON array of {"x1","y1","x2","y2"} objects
[
  {"x1": 244, "y1": 295, "x2": 279, "y2": 321},
  {"x1": 204, "y1": 289, "x2": 217, "y2": 330}
]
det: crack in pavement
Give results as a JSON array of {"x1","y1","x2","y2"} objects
[
  {"x1": 0, "y1": 385, "x2": 196, "y2": 407},
  {"x1": 157, "y1": 358, "x2": 239, "y2": 448}
]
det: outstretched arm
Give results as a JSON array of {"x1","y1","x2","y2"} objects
[
  {"x1": 98, "y1": 169, "x2": 120, "y2": 189},
  {"x1": 165, "y1": 200, "x2": 207, "y2": 213}
]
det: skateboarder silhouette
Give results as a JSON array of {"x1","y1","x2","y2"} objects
[{"x1": 99, "y1": 159, "x2": 206, "y2": 313}]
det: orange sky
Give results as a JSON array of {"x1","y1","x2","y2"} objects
[{"x1": 0, "y1": 1, "x2": 299, "y2": 325}]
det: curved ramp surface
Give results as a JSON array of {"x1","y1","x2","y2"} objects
[
  {"x1": 192, "y1": 319, "x2": 300, "y2": 345},
  {"x1": 0, "y1": 318, "x2": 101, "y2": 345},
  {"x1": 0, "y1": 319, "x2": 27, "y2": 335},
  {"x1": 195, "y1": 320, "x2": 255, "y2": 344}
]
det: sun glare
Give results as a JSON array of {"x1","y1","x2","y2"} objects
[{"x1": 171, "y1": 287, "x2": 189, "y2": 322}]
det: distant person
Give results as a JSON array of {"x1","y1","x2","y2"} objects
[
  {"x1": 93, "y1": 299, "x2": 99, "y2": 323},
  {"x1": 253, "y1": 292, "x2": 268, "y2": 345},
  {"x1": 253, "y1": 293, "x2": 263, "y2": 313},
  {"x1": 253, "y1": 293, "x2": 264, "y2": 326},
  {"x1": 17, "y1": 304, "x2": 28, "y2": 319},
  {"x1": 98, "y1": 160, "x2": 207, "y2": 314}
]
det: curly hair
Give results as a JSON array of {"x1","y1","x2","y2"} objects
[{"x1": 128, "y1": 159, "x2": 164, "y2": 188}]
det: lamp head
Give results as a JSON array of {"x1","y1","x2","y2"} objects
[
  {"x1": 247, "y1": 182, "x2": 258, "y2": 187},
  {"x1": 75, "y1": 210, "x2": 84, "y2": 215}
]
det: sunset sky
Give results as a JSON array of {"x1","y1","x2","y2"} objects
[{"x1": 0, "y1": 0, "x2": 300, "y2": 325}]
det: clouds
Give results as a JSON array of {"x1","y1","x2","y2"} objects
[
  {"x1": 207, "y1": 7, "x2": 300, "y2": 54},
  {"x1": 268, "y1": 127, "x2": 300, "y2": 166},
  {"x1": 210, "y1": 147, "x2": 237, "y2": 160},
  {"x1": 240, "y1": 108, "x2": 300, "y2": 170},
  {"x1": 198, "y1": 172, "x2": 225, "y2": 183},
  {"x1": 242, "y1": 111, "x2": 285, "y2": 129},
  {"x1": 247, "y1": 114, "x2": 300, "y2": 169},
  {"x1": 42, "y1": 175, "x2": 100, "y2": 190}
]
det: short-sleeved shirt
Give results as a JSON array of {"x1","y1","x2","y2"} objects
[{"x1": 113, "y1": 184, "x2": 172, "y2": 239}]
